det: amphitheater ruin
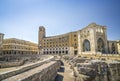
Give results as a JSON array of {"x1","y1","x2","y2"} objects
[{"x1": 0, "y1": 23, "x2": 120, "y2": 81}]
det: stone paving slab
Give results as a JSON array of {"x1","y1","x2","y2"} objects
[{"x1": 54, "y1": 60, "x2": 75, "y2": 81}]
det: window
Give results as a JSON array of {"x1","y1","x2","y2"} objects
[
  {"x1": 74, "y1": 35, "x2": 76, "y2": 37},
  {"x1": 83, "y1": 39, "x2": 91, "y2": 52}
]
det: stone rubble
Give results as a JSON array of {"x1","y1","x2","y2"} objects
[{"x1": 63, "y1": 55, "x2": 120, "y2": 81}]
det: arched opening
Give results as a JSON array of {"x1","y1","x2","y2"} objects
[
  {"x1": 111, "y1": 43, "x2": 116, "y2": 54},
  {"x1": 59, "y1": 51, "x2": 61, "y2": 54},
  {"x1": 43, "y1": 51, "x2": 45, "y2": 54},
  {"x1": 66, "y1": 51, "x2": 68, "y2": 54},
  {"x1": 14, "y1": 51, "x2": 16, "y2": 54},
  {"x1": 83, "y1": 39, "x2": 91, "y2": 52},
  {"x1": 97, "y1": 38, "x2": 105, "y2": 53}
]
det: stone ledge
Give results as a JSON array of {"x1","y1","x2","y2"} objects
[
  {"x1": 2, "y1": 60, "x2": 61, "y2": 81},
  {"x1": 0, "y1": 56, "x2": 54, "y2": 80}
]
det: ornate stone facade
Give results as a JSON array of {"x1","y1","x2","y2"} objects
[
  {"x1": 38, "y1": 23, "x2": 120, "y2": 55},
  {"x1": 78, "y1": 23, "x2": 108, "y2": 54}
]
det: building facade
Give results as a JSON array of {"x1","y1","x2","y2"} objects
[
  {"x1": 0, "y1": 23, "x2": 119, "y2": 55},
  {"x1": 77, "y1": 23, "x2": 108, "y2": 54},
  {"x1": 0, "y1": 36, "x2": 38, "y2": 54},
  {"x1": 38, "y1": 23, "x2": 120, "y2": 55},
  {"x1": 38, "y1": 26, "x2": 78, "y2": 55}
]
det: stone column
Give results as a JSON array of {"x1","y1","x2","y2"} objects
[
  {"x1": 77, "y1": 30, "x2": 82, "y2": 55},
  {"x1": 103, "y1": 27, "x2": 108, "y2": 53},
  {"x1": 91, "y1": 27, "x2": 97, "y2": 54}
]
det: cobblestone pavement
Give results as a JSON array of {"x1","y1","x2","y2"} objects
[{"x1": 54, "y1": 60, "x2": 75, "y2": 81}]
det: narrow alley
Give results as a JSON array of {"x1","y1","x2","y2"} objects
[{"x1": 54, "y1": 60, "x2": 75, "y2": 81}]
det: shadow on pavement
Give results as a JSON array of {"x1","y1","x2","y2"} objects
[
  {"x1": 61, "y1": 61, "x2": 64, "y2": 66},
  {"x1": 54, "y1": 74, "x2": 64, "y2": 81},
  {"x1": 58, "y1": 67, "x2": 65, "y2": 72}
]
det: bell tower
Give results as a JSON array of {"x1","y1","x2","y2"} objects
[{"x1": 38, "y1": 26, "x2": 46, "y2": 53}]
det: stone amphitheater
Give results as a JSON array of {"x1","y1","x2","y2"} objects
[
  {"x1": 0, "y1": 54, "x2": 120, "y2": 81},
  {"x1": 0, "y1": 54, "x2": 61, "y2": 81}
]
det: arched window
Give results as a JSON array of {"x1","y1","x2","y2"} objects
[
  {"x1": 83, "y1": 39, "x2": 91, "y2": 52},
  {"x1": 97, "y1": 38, "x2": 105, "y2": 53}
]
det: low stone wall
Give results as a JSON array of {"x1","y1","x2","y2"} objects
[
  {"x1": 2, "y1": 60, "x2": 61, "y2": 81},
  {"x1": 0, "y1": 60, "x2": 25, "y2": 68},
  {"x1": 79, "y1": 54, "x2": 120, "y2": 60},
  {"x1": 0, "y1": 56, "x2": 54, "y2": 80},
  {"x1": 21, "y1": 60, "x2": 60, "y2": 81}
]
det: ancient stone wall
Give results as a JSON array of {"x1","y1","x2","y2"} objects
[
  {"x1": 1, "y1": 57, "x2": 60, "y2": 81},
  {"x1": 21, "y1": 60, "x2": 60, "y2": 81},
  {"x1": 0, "y1": 60, "x2": 25, "y2": 68},
  {"x1": 0, "y1": 56, "x2": 57, "y2": 80},
  {"x1": 63, "y1": 56, "x2": 120, "y2": 81},
  {"x1": 0, "y1": 54, "x2": 42, "y2": 68},
  {"x1": 75, "y1": 60, "x2": 120, "y2": 81}
]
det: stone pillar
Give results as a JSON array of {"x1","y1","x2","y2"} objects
[
  {"x1": 91, "y1": 27, "x2": 97, "y2": 54},
  {"x1": 0, "y1": 33, "x2": 4, "y2": 54},
  {"x1": 104, "y1": 27, "x2": 108, "y2": 53},
  {"x1": 77, "y1": 30, "x2": 82, "y2": 55}
]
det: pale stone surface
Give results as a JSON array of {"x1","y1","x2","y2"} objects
[
  {"x1": 2, "y1": 61, "x2": 60, "y2": 81},
  {"x1": 38, "y1": 23, "x2": 120, "y2": 55},
  {"x1": 63, "y1": 55, "x2": 120, "y2": 81},
  {"x1": 0, "y1": 56, "x2": 55, "y2": 80},
  {"x1": 54, "y1": 60, "x2": 75, "y2": 81}
]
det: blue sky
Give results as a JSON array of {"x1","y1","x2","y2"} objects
[{"x1": 0, "y1": 0, "x2": 120, "y2": 43}]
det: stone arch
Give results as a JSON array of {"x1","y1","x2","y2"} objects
[
  {"x1": 83, "y1": 39, "x2": 91, "y2": 52},
  {"x1": 97, "y1": 38, "x2": 105, "y2": 53}
]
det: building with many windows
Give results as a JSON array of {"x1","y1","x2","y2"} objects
[
  {"x1": 38, "y1": 26, "x2": 78, "y2": 55},
  {"x1": 38, "y1": 23, "x2": 120, "y2": 55},
  {"x1": 0, "y1": 23, "x2": 119, "y2": 55},
  {"x1": 0, "y1": 35, "x2": 38, "y2": 54}
]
